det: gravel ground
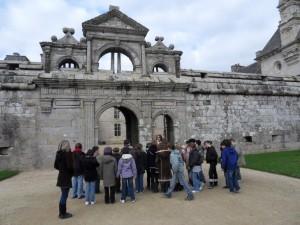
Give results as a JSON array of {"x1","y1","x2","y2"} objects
[{"x1": 0, "y1": 164, "x2": 299, "y2": 225}]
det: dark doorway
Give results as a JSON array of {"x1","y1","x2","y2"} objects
[
  {"x1": 153, "y1": 114, "x2": 174, "y2": 144},
  {"x1": 98, "y1": 106, "x2": 139, "y2": 146}
]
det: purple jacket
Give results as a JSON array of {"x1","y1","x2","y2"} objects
[{"x1": 117, "y1": 154, "x2": 137, "y2": 178}]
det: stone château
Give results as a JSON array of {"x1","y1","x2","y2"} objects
[{"x1": 0, "y1": 1, "x2": 299, "y2": 169}]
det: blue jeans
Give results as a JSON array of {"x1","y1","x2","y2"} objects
[
  {"x1": 72, "y1": 175, "x2": 84, "y2": 198},
  {"x1": 224, "y1": 171, "x2": 229, "y2": 187},
  {"x1": 192, "y1": 172, "x2": 202, "y2": 191},
  {"x1": 228, "y1": 169, "x2": 240, "y2": 192},
  {"x1": 59, "y1": 188, "x2": 69, "y2": 205},
  {"x1": 85, "y1": 181, "x2": 96, "y2": 203},
  {"x1": 135, "y1": 174, "x2": 144, "y2": 192},
  {"x1": 121, "y1": 177, "x2": 135, "y2": 201},
  {"x1": 166, "y1": 170, "x2": 193, "y2": 197}
]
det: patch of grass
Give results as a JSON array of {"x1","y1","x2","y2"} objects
[
  {"x1": 244, "y1": 150, "x2": 300, "y2": 178},
  {"x1": 0, "y1": 170, "x2": 19, "y2": 181}
]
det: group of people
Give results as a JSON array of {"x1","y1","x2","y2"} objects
[{"x1": 54, "y1": 135, "x2": 245, "y2": 219}]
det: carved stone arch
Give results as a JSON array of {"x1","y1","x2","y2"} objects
[
  {"x1": 56, "y1": 55, "x2": 80, "y2": 69},
  {"x1": 95, "y1": 100, "x2": 142, "y2": 146},
  {"x1": 151, "y1": 109, "x2": 177, "y2": 144},
  {"x1": 95, "y1": 100, "x2": 142, "y2": 121},
  {"x1": 95, "y1": 43, "x2": 141, "y2": 71},
  {"x1": 151, "y1": 109, "x2": 177, "y2": 126},
  {"x1": 150, "y1": 61, "x2": 169, "y2": 73}
]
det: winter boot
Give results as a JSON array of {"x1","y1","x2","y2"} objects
[{"x1": 59, "y1": 204, "x2": 72, "y2": 219}]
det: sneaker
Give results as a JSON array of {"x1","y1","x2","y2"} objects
[
  {"x1": 192, "y1": 190, "x2": 199, "y2": 193},
  {"x1": 72, "y1": 195, "x2": 78, "y2": 199},
  {"x1": 78, "y1": 195, "x2": 85, "y2": 199},
  {"x1": 199, "y1": 186, "x2": 203, "y2": 191},
  {"x1": 120, "y1": 199, "x2": 125, "y2": 204},
  {"x1": 85, "y1": 201, "x2": 89, "y2": 205},
  {"x1": 131, "y1": 199, "x2": 136, "y2": 203},
  {"x1": 164, "y1": 193, "x2": 171, "y2": 198},
  {"x1": 91, "y1": 201, "x2": 95, "y2": 205}
]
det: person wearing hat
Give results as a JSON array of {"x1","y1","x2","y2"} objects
[
  {"x1": 54, "y1": 140, "x2": 74, "y2": 219},
  {"x1": 99, "y1": 146, "x2": 117, "y2": 204},
  {"x1": 112, "y1": 147, "x2": 121, "y2": 193}
]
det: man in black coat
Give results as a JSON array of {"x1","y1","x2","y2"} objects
[
  {"x1": 72, "y1": 143, "x2": 85, "y2": 199},
  {"x1": 205, "y1": 141, "x2": 218, "y2": 189},
  {"x1": 188, "y1": 142, "x2": 203, "y2": 192}
]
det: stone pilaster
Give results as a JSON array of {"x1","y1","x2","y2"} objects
[
  {"x1": 111, "y1": 52, "x2": 115, "y2": 73},
  {"x1": 117, "y1": 52, "x2": 121, "y2": 73},
  {"x1": 86, "y1": 39, "x2": 92, "y2": 73},
  {"x1": 141, "y1": 44, "x2": 147, "y2": 75},
  {"x1": 83, "y1": 99, "x2": 95, "y2": 149}
]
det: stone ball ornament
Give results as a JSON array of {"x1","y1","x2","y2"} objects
[
  {"x1": 169, "y1": 44, "x2": 175, "y2": 50},
  {"x1": 63, "y1": 27, "x2": 68, "y2": 34},
  {"x1": 51, "y1": 35, "x2": 57, "y2": 42}
]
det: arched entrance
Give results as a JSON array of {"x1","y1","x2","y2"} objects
[
  {"x1": 97, "y1": 106, "x2": 139, "y2": 146},
  {"x1": 152, "y1": 113, "x2": 175, "y2": 144}
]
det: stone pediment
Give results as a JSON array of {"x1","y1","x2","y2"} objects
[{"x1": 82, "y1": 8, "x2": 149, "y2": 36}]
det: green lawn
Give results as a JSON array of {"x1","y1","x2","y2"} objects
[
  {"x1": 0, "y1": 170, "x2": 19, "y2": 181},
  {"x1": 244, "y1": 150, "x2": 300, "y2": 178}
]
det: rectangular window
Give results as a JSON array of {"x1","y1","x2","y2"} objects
[
  {"x1": 114, "y1": 108, "x2": 120, "y2": 119},
  {"x1": 114, "y1": 123, "x2": 121, "y2": 136},
  {"x1": 244, "y1": 136, "x2": 252, "y2": 143}
]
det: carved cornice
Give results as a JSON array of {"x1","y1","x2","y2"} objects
[{"x1": 40, "y1": 42, "x2": 87, "y2": 50}]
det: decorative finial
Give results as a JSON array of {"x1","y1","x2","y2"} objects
[
  {"x1": 168, "y1": 44, "x2": 174, "y2": 50},
  {"x1": 62, "y1": 27, "x2": 75, "y2": 35},
  {"x1": 109, "y1": 5, "x2": 120, "y2": 11},
  {"x1": 51, "y1": 35, "x2": 58, "y2": 42}
]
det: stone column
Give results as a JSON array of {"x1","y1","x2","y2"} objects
[
  {"x1": 117, "y1": 52, "x2": 121, "y2": 73},
  {"x1": 141, "y1": 44, "x2": 147, "y2": 76},
  {"x1": 111, "y1": 52, "x2": 115, "y2": 73},
  {"x1": 87, "y1": 39, "x2": 92, "y2": 73},
  {"x1": 83, "y1": 99, "x2": 95, "y2": 149}
]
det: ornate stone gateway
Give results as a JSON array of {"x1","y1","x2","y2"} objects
[{"x1": 0, "y1": 4, "x2": 300, "y2": 169}]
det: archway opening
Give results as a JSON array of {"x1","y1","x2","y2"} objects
[
  {"x1": 59, "y1": 58, "x2": 79, "y2": 69},
  {"x1": 153, "y1": 63, "x2": 168, "y2": 73},
  {"x1": 98, "y1": 106, "x2": 139, "y2": 146},
  {"x1": 153, "y1": 114, "x2": 174, "y2": 144},
  {"x1": 98, "y1": 48, "x2": 134, "y2": 73}
]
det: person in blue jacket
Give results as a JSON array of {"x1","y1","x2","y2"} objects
[{"x1": 221, "y1": 139, "x2": 240, "y2": 193}]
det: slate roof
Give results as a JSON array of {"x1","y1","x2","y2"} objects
[
  {"x1": 256, "y1": 29, "x2": 281, "y2": 59},
  {"x1": 4, "y1": 53, "x2": 29, "y2": 62},
  {"x1": 238, "y1": 62, "x2": 261, "y2": 74}
]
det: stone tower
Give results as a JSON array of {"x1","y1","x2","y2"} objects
[{"x1": 256, "y1": 0, "x2": 300, "y2": 76}]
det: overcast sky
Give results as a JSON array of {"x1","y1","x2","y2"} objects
[{"x1": 0, "y1": 0, "x2": 280, "y2": 72}]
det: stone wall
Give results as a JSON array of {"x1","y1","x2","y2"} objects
[{"x1": 1, "y1": 70, "x2": 300, "y2": 170}]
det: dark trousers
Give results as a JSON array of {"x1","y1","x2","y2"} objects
[
  {"x1": 149, "y1": 169, "x2": 159, "y2": 192},
  {"x1": 160, "y1": 181, "x2": 170, "y2": 193},
  {"x1": 115, "y1": 177, "x2": 121, "y2": 193},
  {"x1": 104, "y1": 186, "x2": 115, "y2": 203},
  {"x1": 208, "y1": 163, "x2": 218, "y2": 186},
  {"x1": 95, "y1": 176, "x2": 101, "y2": 193},
  {"x1": 146, "y1": 169, "x2": 151, "y2": 189},
  {"x1": 59, "y1": 188, "x2": 70, "y2": 216},
  {"x1": 59, "y1": 187, "x2": 69, "y2": 205}
]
